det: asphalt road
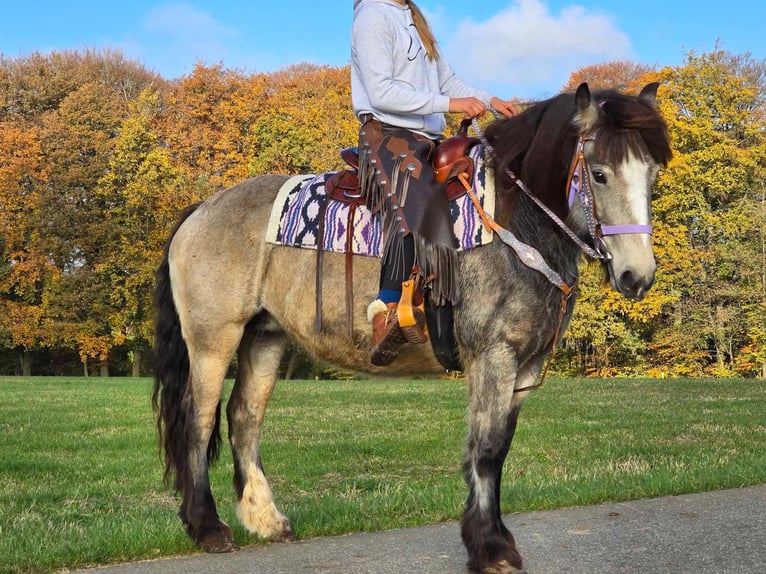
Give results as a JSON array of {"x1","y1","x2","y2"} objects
[{"x1": 80, "y1": 484, "x2": 766, "y2": 574}]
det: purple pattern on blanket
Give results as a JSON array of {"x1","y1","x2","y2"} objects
[{"x1": 270, "y1": 145, "x2": 491, "y2": 256}]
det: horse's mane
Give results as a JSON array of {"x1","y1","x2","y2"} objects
[
  {"x1": 484, "y1": 88, "x2": 672, "y2": 218},
  {"x1": 592, "y1": 89, "x2": 673, "y2": 167}
]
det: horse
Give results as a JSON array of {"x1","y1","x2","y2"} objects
[{"x1": 152, "y1": 82, "x2": 671, "y2": 573}]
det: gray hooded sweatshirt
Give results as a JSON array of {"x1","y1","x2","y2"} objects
[{"x1": 351, "y1": 0, "x2": 491, "y2": 138}]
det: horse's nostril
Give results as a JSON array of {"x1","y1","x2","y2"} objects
[
  {"x1": 620, "y1": 270, "x2": 637, "y2": 290},
  {"x1": 619, "y1": 269, "x2": 655, "y2": 300}
]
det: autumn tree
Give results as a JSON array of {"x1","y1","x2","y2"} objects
[
  {"x1": 96, "y1": 89, "x2": 202, "y2": 375},
  {"x1": 0, "y1": 49, "x2": 155, "y2": 121},
  {"x1": 0, "y1": 50, "x2": 158, "y2": 374},
  {"x1": 563, "y1": 60, "x2": 654, "y2": 93},
  {"x1": 158, "y1": 63, "x2": 262, "y2": 191},
  {"x1": 0, "y1": 119, "x2": 57, "y2": 375},
  {"x1": 647, "y1": 49, "x2": 766, "y2": 376},
  {"x1": 248, "y1": 63, "x2": 358, "y2": 175},
  {"x1": 28, "y1": 52, "x2": 159, "y2": 375}
]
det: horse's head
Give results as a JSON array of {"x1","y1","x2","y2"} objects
[{"x1": 567, "y1": 82, "x2": 672, "y2": 300}]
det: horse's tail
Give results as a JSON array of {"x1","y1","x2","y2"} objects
[{"x1": 152, "y1": 203, "x2": 223, "y2": 492}]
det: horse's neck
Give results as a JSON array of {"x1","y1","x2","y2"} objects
[{"x1": 495, "y1": 183, "x2": 581, "y2": 285}]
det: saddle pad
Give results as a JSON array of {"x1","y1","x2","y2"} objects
[{"x1": 265, "y1": 145, "x2": 495, "y2": 256}]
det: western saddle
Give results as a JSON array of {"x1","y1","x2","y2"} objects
[{"x1": 315, "y1": 121, "x2": 481, "y2": 342}]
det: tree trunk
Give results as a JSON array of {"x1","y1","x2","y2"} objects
[
  {"x1": 83, "y1": 358, "x2": 89, "y2": 378},
  {"x1": 20, "y1": 351, "x2": 32, "y2": 377},
  {"x1": 284, "y1": 348, "x2": 298, "y2": 381},
  {"x1": 131, "y1": 348, "x2": 141, "y2": 377},
  {"x1": 99, "y1": 361, "x2": 110, "y2": 377}
]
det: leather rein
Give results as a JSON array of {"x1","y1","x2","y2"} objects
[{"x1": 458, "y1": 116, "x2": 653, "y2": 392}]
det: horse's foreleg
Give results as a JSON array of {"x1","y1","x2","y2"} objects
[
  {"x1": 227, "y1": 326, "x2": 295, "y2": 542},
  {"x1": 181, "y1": 345, "x2": 239, "y2": 553},
  {"x1": 461, "y1": 348, "x2": 538, "y2": 574}
]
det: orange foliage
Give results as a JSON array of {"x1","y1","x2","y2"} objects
[
  {"x1": 2, "y1": 47, "x2": 765, "y2": 377},
  {"x1": 562, "y1": 60, "x2": 654, "y2": 93}
]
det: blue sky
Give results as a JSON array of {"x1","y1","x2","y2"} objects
[{"x1": 1, "y1": 0, "x2": 764, "y2": 99}]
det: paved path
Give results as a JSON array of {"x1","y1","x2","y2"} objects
[{"x1": 82, "y1": 485, "x2": 766, "y2": 573}]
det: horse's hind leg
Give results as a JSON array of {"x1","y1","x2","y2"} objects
[
  {"x1": 180, "y1": 329, "x2": 244, "y2": 553},
  {"x1": 227, "y1": 316, "x2": 295, "y2": 542}
]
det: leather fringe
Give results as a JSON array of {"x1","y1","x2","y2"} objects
[
  {"x1": 413, "y1": 234, "x2": 459, "y2": 305},
  {"x1": 358, "y1": 116, "x2": 460, "y2": 304}
]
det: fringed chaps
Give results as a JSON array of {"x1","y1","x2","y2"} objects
[{"x1": 358, "y1": 116, "x2": 459, "y2": 305}]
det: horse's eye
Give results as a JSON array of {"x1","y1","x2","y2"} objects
[{"x1": 591, "y1": 170, "x2": 607, "y2": 184}]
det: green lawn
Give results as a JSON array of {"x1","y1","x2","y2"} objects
[{"x1": 1, "y1": 376, "x2": 764, "y2": 574}]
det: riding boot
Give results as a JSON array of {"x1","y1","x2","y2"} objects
[
  {"x1": 369, "y1": 301, "x2": 407, "y2": 366},
  {"x1": 369, "y1": 298, "x2": 428, "y2": 366}
]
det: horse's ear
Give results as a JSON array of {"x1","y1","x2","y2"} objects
[
  {"x1": 573, "y1": 82, "x2": 599, "y2": 133},
  {"x1": 638, "y1": 82, "x2": 660, "y2": 107}
]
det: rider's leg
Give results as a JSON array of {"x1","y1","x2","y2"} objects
[{"x1": 369, "y1": 234, "x2": 416, "y2": 366}]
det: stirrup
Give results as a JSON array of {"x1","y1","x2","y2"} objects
[{"x1": 397, "y1": 277, "x2": 427, "y2": 344}]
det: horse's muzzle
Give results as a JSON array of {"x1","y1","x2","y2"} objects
[{"x1": 608, "y1": 264, "x2": 656, "y2": 301}]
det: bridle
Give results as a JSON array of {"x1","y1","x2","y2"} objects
[
  {"x1": 469, "y1": 118, "x2": 653, "y2": 281},
  {"x1": 565, "y1": 134, "x2": 653, "y2": 259},
  {"x1": 458, "y1": 115, "x2": 654, "y2": 392}
]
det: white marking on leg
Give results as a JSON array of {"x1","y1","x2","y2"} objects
[
  {"x1": 472, "y1": 465, "x2": 492, "y2": 512},
  {"x1": 236, "y1": 462, "x2": 290, "y2": 538}
]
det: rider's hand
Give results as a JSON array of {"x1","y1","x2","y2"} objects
[
  {"x1": 490, "y1": 97, "x2": 518, "y2": 118},
  {"x1": 449, "y1": 97, "x2": 487, "y2": 119}
]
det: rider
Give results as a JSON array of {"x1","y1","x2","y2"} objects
[{"x1": 351, "y1": 0, "x2": 516, "y2": 366}]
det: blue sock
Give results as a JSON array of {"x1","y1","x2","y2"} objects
[{"x1": 377, "y1": 289, "x2": 401, "y2": 304}]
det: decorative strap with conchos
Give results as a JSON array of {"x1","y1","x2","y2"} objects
[
  {"x1": 456, "y1": 170, "x2": 570, "y2": 394},
  {"x1": 457, "y1": 172, "x2": 574, "y2": 297}
]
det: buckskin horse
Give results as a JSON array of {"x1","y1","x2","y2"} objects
[{"x1": 152, "y1": 83, "x2": 671, "y2": 573}]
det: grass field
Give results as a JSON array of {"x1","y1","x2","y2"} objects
[{"x1": 1, "y1": 376, "x2": 765, "y2": 574}]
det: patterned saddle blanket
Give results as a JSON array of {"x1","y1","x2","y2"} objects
[{"x1": 265, "y1": 145, "x2": 495, "y2": 256}]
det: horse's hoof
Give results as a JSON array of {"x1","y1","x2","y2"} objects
[
  {"x1": 203, "y1": 539, "x2": 240, "y2": 553},
  {"x1": 482, "y1": 559, "x2": 526, "y2": 574},
  {"x1": 270, "y1": 530, "x2": 299, "y2": 543},
  {"x1": 199, "y1": 521, "x2": 239, "y2": 553}
]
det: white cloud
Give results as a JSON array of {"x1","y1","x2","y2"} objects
[
  {"x1": 139, "y1": 3, "x2": 241, "y2": 77},
  {"x1": 443, "y1": 0, "x2": 633, "y2": 98}
]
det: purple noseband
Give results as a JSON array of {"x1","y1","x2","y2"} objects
[
  {"x1": 600, "y1": 224, "x2": 652, "y2": 236},
  {"x1": 567, "y1": 136, "x2": 653, "y2": 246}
]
